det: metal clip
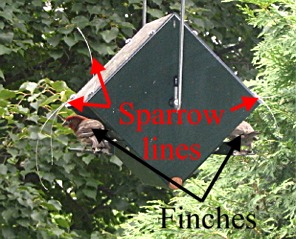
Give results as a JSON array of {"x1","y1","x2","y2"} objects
[{"x1": 174, "y1": 77, "x2": 179, "y2": 109}]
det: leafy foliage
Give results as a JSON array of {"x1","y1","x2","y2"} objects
[
  {"x1": 118, "y1": 0, "x2": 296, "y2": 238},
  {"x1": 0, "y1": 0, "x2": 257, "y2": 91},
  {"x1": 0, "y1": 80, "x2": 170, "y2": 238}
]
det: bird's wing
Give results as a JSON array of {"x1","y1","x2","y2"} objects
[
  {"x1": 75, "y1": 119, "x2": 104, "y2": 139},
  {"x1": 239, "y1": 121, "x2": 255, "y2": 134},
  {"x1": 230, "y1": 127, "x2": 244, "y2": 137},
  {"x1": 229, "y1": 121, "x2": 256, "y2": 138}
]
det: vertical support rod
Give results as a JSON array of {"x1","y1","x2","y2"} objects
[
  {"x1": 177, "y1": 0, "x2": 186, "y2": 110},
  {"x1": 142, "y1": 0, "x2": 147, "y2": 27}
]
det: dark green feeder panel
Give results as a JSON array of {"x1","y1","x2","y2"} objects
[{"x1": 71, "y1": 14, "x2": 259, "y2": 188}]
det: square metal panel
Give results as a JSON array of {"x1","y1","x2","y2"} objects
[{"x1": 72, "y1": 14, "x2": 259, "y2": 187}]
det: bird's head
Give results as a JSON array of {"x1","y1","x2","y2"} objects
[
  {"x1": 241, "y1": 131, "x2": 260, "y2": 141},
  {"x1": 62, "y1": 115, "x2": 88, "y2": 132}
]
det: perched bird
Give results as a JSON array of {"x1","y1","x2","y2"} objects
[
  {"x1": 229, "y1": 121, "x2": 259, "y2": 154},
  {"x1": 63, "y1": 115, "x2": 111, "y2": 155}
]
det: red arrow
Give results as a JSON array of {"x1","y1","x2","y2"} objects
[
  {"x1": 230, "y1": 96, "x2": 258, "y2": 112},
  {"x1": 67, "y1": 96, "x2": 111, "y2": 112},
  {"x1": 90, "y1": 58, "x2": 106, "y2": 76},
  {"x1": 68, "y1": 58, "x2": 111, "y2": 112},
  {"x1": 91, "y1": 58, "x2": 111, "y2": 109}
]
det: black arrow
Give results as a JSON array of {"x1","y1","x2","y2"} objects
[
  {"x1": 200, "y1": 136, "x2": 241, "y2": 201},
  {"x1": 92, "y1": 129, "x2": 241, "y2": 203}
]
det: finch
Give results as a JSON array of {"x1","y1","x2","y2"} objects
[
  {"x1": 63, "y1": 115, "x2": 111, "y2": 155},
  {"x1": 229, "y1": 121, "x2": 259, "y2": 154}
]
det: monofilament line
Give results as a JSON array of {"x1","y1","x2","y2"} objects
[
  {"x1": 36, "y1": 102, "x2": 67, "y2": 190},
  {"x1": 76, "y1": 27, "x2": 93, "y2": 64}
]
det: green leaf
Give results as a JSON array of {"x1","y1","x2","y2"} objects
[
  {"x1": 90, "y1": 231, "x2": 105, "y2": 239},
  {"x1": 0, "y1": 99, "x2": 7, "y2": 109},
  {"x1": 72, "y1": 16, "x2": 89, "y2": 29},
  {"x1": 110, "y1": 155, "x2": 123, "y2": 168},
  {"x1": 17, "y1": 105, "x2": 29, "y2": 114},
  {"x1": 101, "y1": 28, "x2": 119, "y2": 43},
  {"x1": 77, "y1": 47, "x2": 91, "y2": 56},
  {"x1": 0, "y1": 45, "x2": 12, "y2": 55},
  {"x1": 87, "y1": 5, "x2": 102, "y2": 15},
  {"x1": 51, "y1": 81, "x2": 68, "y2": 91},
  {"x1": 0, "y1": 32, "x2": 14, "y2": 44},
  {"x1": 47, "y1": 35, "x2": 62, "y2": 47},
  {"x1": 147, "y1": 8, "x2": 164, "y2": 18},
  {"x1": 58, "y1": 25, "x2": 75, "y2": 35},
  {"x1": 82, "y1": 188, "x2": 97, "y2": 200},
  {"x1": 20, "y1": 82, "x2": 38, "y2": 93},
  {"x1": 14, "y1": 23, "x2": 27, "y2": 33},
  {"x1": 91, "y1": 18, "x2": 108, "y2": 33},
  {"x1": 43, "y1": 200, "x2": 62, "y2": 211},
  {"x1": 27, "y1": 125, "x2": 44, "y2": 140},
  {"x1": 193, "y1": 18, "x2": 205, "y2": 29},
  {"x1": 114, "y1": 200, "x2": 129, "y2": 211},
  {"x1": 2, "y1": 208, "x2": 16, "y2": 222},
  {"x1": 128, "y1": 0, "x2": 142, "y2": 4},
  {"x1": 81, "y1": 155, "x2": 94, "y2": 165},
  {"x1": 32, "y1": 0, "x2": 42, "y2": 7},
  {"x1": 17, "y1": 219, "x2": 30, "y2": 227},
  {"x1": 1, "y1": 227, "x2": 15, "y2": 239},
  {"x1": 90, "y1": 42, "x2": 115, "y2": 56},
  {"x1": 86, "y1": 178, "x2": 102, "y2": 188},
  {"x1": 27, "y1": 115, "x2": 39, "y2": 123},
  {"x1": 30, "y1": 101, "x2": 39, "y2": 110},
  {"x1": 120, "y1": 22, "x2": 136, "y2": 30},
  {"x1": 0, "y1": 164, "x2": 8, "y2": 175},
  {"x1": 31, "y1": 211, "x2": 44, "y2": 222},
  {"x1": 0, "y1": 89, "x2": 16, "y2": 99},
  {"x1": 51, "y1": 228, "x2": 64, "y2": 237},
  {"x1": 0, "y1": 10, "x2": 13, "y2": 22},
  {"x1": 151, "y1": 0, "x2": 162, "y2": 6},
  {"x1": 64, "y1": 36, "x2": 77, "y2": 48},
  {"x1": 55, "y1": 217, "x2": 70, "y2": 229},
  {"x1": 63, "y1": 164, "x2": 75, "y2": 174},
  {"x1": 48, "y1": 50, "x2": 63, "y2": 60},
  {"x1": 39, "y1": 94, "x2": 60, "y2": 106}
]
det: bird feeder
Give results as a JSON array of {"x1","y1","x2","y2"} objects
[{"x1": 69, "y1": 14, "x2": 259, "y2": 188}]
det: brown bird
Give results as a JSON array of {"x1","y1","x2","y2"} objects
[
  {"x1": 63, "y1": 115, "x2": 111, "y2": 155},
  {"x1": 229, "y1": 121, "x2": 259, "y2": 154}
]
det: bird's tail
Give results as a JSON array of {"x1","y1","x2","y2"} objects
[{"x1": 91, "y1": 136, "x2": 112, "y2": 155}]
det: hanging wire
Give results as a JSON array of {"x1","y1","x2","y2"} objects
[
  {"x1": 175, "y1": 0, "x2": 186, "y2": 110},
  {"x1": 142, "y1": 0, "x2": 147, "y2": 26}
]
